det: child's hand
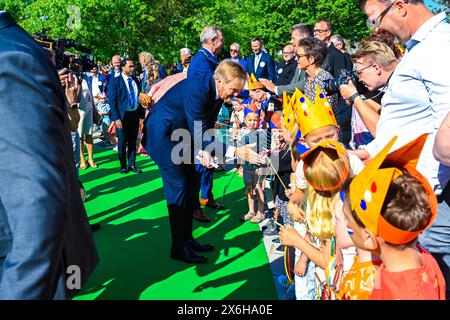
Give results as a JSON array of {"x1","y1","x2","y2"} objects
[
  {"x1": 287, "y1": 201, "x2": 306, "y2": 222},
  {"x1": 279, "y1": 225, "x2": 301, "y2": 247},
  {"x1": 294, "y1": 257, "x2": 308, "y2": 277}
]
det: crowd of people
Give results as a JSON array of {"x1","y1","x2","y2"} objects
[{"x1": 0, "y1": 0, "x2": 449, "y2": 300}]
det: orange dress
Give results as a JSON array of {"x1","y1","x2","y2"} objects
[
  {"x1": 338, "y1": 255, "x2": 381, "y2": 300},
  {"x1": 370, "y1": 245, "x2": 446, "y2": 300}
]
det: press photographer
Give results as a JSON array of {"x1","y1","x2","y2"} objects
[{"x1": 337, "y1": 41, "x2": 399, "y2": 149}]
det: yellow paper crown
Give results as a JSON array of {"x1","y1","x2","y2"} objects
[
  {"x1": 281, "y1": 91, "x2": 297, "y2": 135},
  {"x1": 248, "y1": 73, "x2": 265, "y2": 90},
  {"x1": 294, "y1": 85, "x2": 337, "y2": 137},
  {"x1": 347, "y1": 134, "x2": 438, "y2": 245}
]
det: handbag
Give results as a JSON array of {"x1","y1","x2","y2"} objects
[{"x1": 93, "y1": 107, "x2": 103, "y2": 126}]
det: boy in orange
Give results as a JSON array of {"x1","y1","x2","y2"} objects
[{"x1": 340, "y1": 134, "x2": 446, "y2": 300}]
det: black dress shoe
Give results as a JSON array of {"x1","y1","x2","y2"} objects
[
  {"x1": 187, "y1": 239, "x2": 215, "y2": 252},
  {"x1": 128, "y1": 166, "x2": 142, "y2": 173},
  {"x1": 120, "y1": 167, "x2": 128, "y2": 174},
  {"x1": 171, "y1": 245, "x2": 208, "y2": 264},
  {"x1": 193, "y1": 209, "x2": 211, "y2": 222}
]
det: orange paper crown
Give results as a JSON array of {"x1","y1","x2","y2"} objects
[
  {"x1": 294, "y1": 85, "x2": 337, "y2": 137},
  {"x1": 347, "y1": 134, "x2": 437, "y2": 245},
  {"x1": 248, "y1": 73, "x2": 265, "y2": 90},
  {"x1": 302, "y1": 140, "x2": 350, "y2": 191}
]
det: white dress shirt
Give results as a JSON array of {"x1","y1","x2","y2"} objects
[
  {"x1": 364, "y1": 12, "x2": 450, "y2": 195},
  {"x1": 121, "y1": 73, "x2": 139, "y2": 111}
]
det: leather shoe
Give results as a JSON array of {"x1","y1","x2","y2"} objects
[
  {"x1": 193, "y1": 209, "x2": 211, "y2": 222},
  {"x1": 120, "y1": 167, "x2": 128, "y2": 174},
  {"x1": 171, "y1": 245, "x2": 208, "y2": 264},
  {"x1": 187, "y1": 239, "x2": 215, "y2": 252},
  {"x1": 128, "y1": 166, "x2": 142, "y2": 173}
]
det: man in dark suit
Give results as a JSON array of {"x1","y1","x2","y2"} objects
[
  {"x1": 229, "y1": 42, "x2": 247, "y2": 70},
  {"x1": 314, "y1": 20, "x2": 352, "y2": 78},
  {"x1": 246, "y1": 37, "x2": 275, "y2": 81},
  {"x1": 314, "y1": 19, "x2": 353, "y2": 146},
  {"x1": 0, "y1": 11, "x2": 98, "y2": 299},
  {"x1": 188, "y1": 26, "x2": 223, "y2": 78},
  {"x1": 275, "y1": 44, "x2": 297, "y2": 86},
  {"x1": 107, "y1": 58, "x2": 143, "y2": 174},
  {"x1": 188, "y1": 26, "x2": 225, "y2": 222},
  {"x1": 143, "y1": 61, "x2": 262, "y2": 264}
]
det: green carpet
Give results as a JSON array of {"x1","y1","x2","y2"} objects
[{"x1": 74, "y1": 147, "x2": 278, "y2": 300}]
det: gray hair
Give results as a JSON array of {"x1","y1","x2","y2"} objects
[
  {"x1": 291, "y1": 23, "x2": 313, "y2": 38},
  {"x1": 180, "y1": 48, "x2": 192, "y2": 56},
  {"x1": 200, "y1": 26, "x2": 222, "y2": 44},
  {"x1": 230, "y1": 42, "x2": 240, "y2": 51}
]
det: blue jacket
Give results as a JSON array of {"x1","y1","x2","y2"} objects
[
  {"x1": 85, "y1": 73, "x2": 106, "y2": 95},
  {"x1": 107, "y1": 74, "x2": 142, "y2": 121},
  {"x1": 246, "y1": 51, "x2": 275, "y2": 81},
  {"x1": 143, "y1": 74, "x2": 224, "y2": 169},
  {"x1": 187, "y1": 48, "x2": 218, "y2": 78},
  {"x1": 0, "y1": 11, "x2": 98, "y2": 299}
]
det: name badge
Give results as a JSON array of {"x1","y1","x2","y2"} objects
[
  {"x1": 259, "y1": 61, "x2": 266, "y2": 68},
  {"x1": 278, "y1": 68, "x2": 283, "y2": 74}
]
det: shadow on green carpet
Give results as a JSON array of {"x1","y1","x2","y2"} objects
[{"x1": 75, "y1": 147, "x2": 278, "y2": 300}]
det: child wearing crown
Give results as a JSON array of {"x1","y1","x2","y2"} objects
[
  {"x1": 280, "y1": 87, "x2": 367, "y2": 299},
  {"x1": 238, "y1": 102, "x2": 267, "y2": 223},
  {"x1": 340, "y1": 134, "x2": 446, "y2": 300}
]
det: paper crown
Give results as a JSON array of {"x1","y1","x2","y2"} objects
[
  {"x1": 248, "y1": 73, "x2": 265, "y2": 90},
  {"x1": 302, "y1": 140, "x2": 349, "y2": 191},
  {"x1": 294, "y1": 85, "x2": 337, "y2": 137},
  {"x1": 269, "y1": 112, "x2": 282, "y2": 129},
  {"x1": 244, "y1": 101, "x2": 261, "y2": 117},
  {"x1": 281, "y1": 91, "x2": 297, "y2": 135},
  {"x1": 346, "y1": 134, "x2": 438, "y2": 245}
]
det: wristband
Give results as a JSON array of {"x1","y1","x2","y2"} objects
[{"x1": 348, "y1": 92, "x2": 360, "y2": 105}]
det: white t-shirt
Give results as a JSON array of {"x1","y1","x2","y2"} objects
[{"x1": 295, "y1": 153, "x2": 365, "y2": 190}]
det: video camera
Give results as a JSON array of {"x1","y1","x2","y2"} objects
[
  {"x1": 323, "y1": 69, "x2": 367, "y2": 96},
  {"x1": 33, "y1": 29, "x2": 95, "y2": 72}
]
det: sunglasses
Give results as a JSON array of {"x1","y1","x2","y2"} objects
[{"x1": 230, "y1": 49, "x2": 238, "y2": 53}]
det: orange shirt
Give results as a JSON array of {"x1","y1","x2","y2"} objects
[
  {"x1": 338, "y1": 255, "x2": 381, "y2": 300},
  {"x1": 370, "y1": 245, "x2": 446, "y2": 300}
]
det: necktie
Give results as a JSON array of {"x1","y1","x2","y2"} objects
[{"x1": 128, "y1": 77, "x2": 136, "y2": 109}]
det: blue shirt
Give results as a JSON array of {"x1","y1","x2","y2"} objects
[{"x1": 364, "y1": 12, "x2": 450, "y2": 195}]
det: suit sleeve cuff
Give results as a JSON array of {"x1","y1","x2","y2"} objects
[{"x1": 225, "y1": 146, "x2": 236, "y2": 159}]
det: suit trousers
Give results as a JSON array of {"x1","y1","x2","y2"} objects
[
  {"x1": 117, "y1": 110, "x2": 139, "y2": 169},
  {"x1": 196, "y1": 164, "x2": 214, "y2": 201},
  {"x1": 159, "y1": 163, "x2": 197, "y2": 251}
]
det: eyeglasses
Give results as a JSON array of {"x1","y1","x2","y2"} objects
[
  {"x1": 368, "y1": 2, "x2": 395, "y2": 29},
  {"x1": 313, "y1": 29, "x2": 329, "y2": 34},
  {"x1": 354, "y1": 64, "x2": 374, "y2": 76},
  {"x1": 283, "y1": 51, "x2": 294, "y2": 55},
  {"x1": 230, "y1": 49, "x2": 238, "y2": 53},
  {"x1": 296, "y1": 53, "x2": 309, "y2": 59}
]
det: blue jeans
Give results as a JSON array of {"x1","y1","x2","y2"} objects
[{"x1": 419, "y1": 195, "x2": 450, "y2": 300}]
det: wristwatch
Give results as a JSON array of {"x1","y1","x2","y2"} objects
[{"x1": 348, "y1": 92, "x2": 360, "y2": 105}]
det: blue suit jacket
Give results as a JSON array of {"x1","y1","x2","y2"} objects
[
  {"x1": 86, "y1": 73, "x2": 106, "y2": 95},
  {"x1": 107, "y1": 74, "x2": 142, "y2": 121},
  {"x1": 246, "y1": 51, "x2": 275, "y2": 81},
  {"x1": 143, "y1": 74, "x2": 224, "y2": 169},
  {"x1": 187, "y1": 48, "x2": 218, "y2": 78},
  {"x1": 0, "y1": 12, "x2": 98, "y2": 299}
]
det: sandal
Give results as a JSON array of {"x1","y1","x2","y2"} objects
[
  {"x1": 250, "y1": 212, "x2": 265, "y2": 224},
  {"x1": 88, "y1": 160, "x2": 98, "y2": 168},
  {"x1": 80, "y1": 162, "x2": 87, "y2": 170},
  {"x1": 240, "y1": 211, "x2": 255, "y2": 222}
]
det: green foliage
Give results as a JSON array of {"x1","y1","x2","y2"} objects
[{"x1": 0, "y1": 0, "x2": 371, "y2": 65}]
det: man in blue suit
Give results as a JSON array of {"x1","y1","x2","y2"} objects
[
  {"x1": 188, "y1": 26, "x2": 225, "y2": 222},
  {"x1": 229, "y1": 42, "x2": 247, "y2": 70},
  {"x1": 246, "y1": 37, "x2": 276, "y2": 81},
  {"x1": 143, "y1": 61, "x2": 262, "y2": 263},
  {"x1": 188, "y1": 26, "x2": 223, "y2": 78},
  {"x1": 0, "y1": 11, "x2": 98, "y2": 299},
  {"x1": 107, "y1": 58, "x2": 144, "y2": 174}
]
